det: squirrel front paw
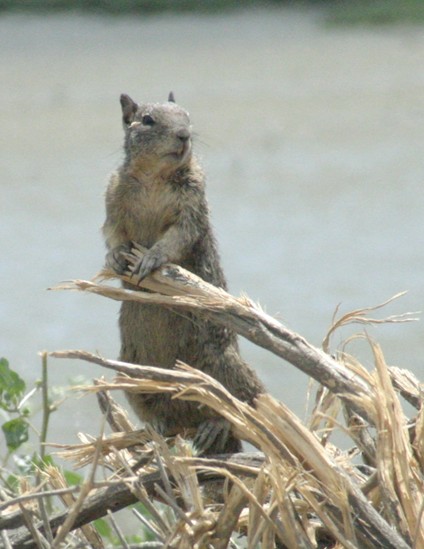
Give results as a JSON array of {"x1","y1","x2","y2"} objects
[
  {"x1": 130, "y1": 247, "x2": 168, "y2": 284},
  {"x1": 105, "y1": 242, "x2": 132, "y2": 275}
]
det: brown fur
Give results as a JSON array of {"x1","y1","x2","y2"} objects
[{"x1": 103, "y1": 94, "x2": 265, "y2": 454}]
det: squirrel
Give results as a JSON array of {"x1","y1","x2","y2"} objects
[{"x1": 103, "y1": 92, "x2": 265, "y2": 454}]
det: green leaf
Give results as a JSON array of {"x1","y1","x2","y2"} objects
[
  {"x1": 2, "y1": 417, "x2": 29, "y2": 450},
  {"x1": 133, "y1": 501, "x2": 153, "y2": 519},
  {"x1": 41, "y1": 454, "x2": 55, "y2": 467},
  {"x1": 33, "y1": 453, "x2": 54, "y2": 471},
  {"x1": 94, "y1": 518, "x2": 112, "y2": 539},
  {"x1": 0, "y1": 358, "x2": 26, "y2": 407},
  {"x1": 63, "y1": 469, "x2": 83, "y2": 486},
  {"x1": 127, "y1": 534, "x2": 144, "y2": 543},
  {"x1": 5, "y1": 473, "x2": 20, "y2": 493}
]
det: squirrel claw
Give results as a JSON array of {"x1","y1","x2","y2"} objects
[
  {"x1": 194, "y1": 418, "x2": 237, "y2": 455},
  {"x1": 130, "y1": 250, "x2": 167, "y2": 284},
  {"x1": 106, "y1": 243, "x2": 132, "y2": 275}
]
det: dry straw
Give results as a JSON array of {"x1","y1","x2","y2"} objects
[{"x1": 2, "y1": 246, "x2": 423, "y2": 548}]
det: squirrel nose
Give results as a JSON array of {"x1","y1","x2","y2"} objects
[{"x1": 176, "y1": 128, "x2": 190, "y2": 143}]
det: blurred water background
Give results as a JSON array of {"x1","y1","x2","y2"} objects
[{"x1": 1, "y1": 5, "x2": 424, "y2": 445}]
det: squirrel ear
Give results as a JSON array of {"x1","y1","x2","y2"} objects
[
  {"x1": 168, "y1": 91, "x2": 175, "y2": 103},
  {"x1": 120, "y1": 94, "x2": 138, "y2": 125}
]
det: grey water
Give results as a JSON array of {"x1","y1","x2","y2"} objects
[{"x1": 1, "y1": 7, "x2": 424, "y2": 447}]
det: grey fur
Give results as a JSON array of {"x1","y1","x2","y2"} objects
[{"x1": 103, "y1": 94, "x2": 265, "y2": 454}]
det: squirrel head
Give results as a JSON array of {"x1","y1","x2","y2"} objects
[{"x1": 120, "y1": 93, "x2": 192, "y2": 176}]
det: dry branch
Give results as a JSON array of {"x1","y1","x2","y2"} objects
[
  {"x1": 388, "y1": 366, "x2": 423, "y2": 410},
  {"x1": 52, "y1": 256, "x2": 379, "y2": 425},
  {"x1": 11, "y1": 252, "x2": 418, "y2": 547},
  {"x1": 6, "y1": 454, "x2": 263, "y2": 548},
  {"x1": 45, "y1": 352, "x2": 414, "y2": 548}
]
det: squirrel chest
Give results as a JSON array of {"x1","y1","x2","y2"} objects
[{"x1": 106, "y1": 175, "x2": 180, "y2": 249}]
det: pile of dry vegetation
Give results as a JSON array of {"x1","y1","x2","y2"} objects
[{"x1": 1, "y1": 248, "x2": 423, "y2": 548}]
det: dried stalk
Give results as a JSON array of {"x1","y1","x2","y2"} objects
[
  {"x1": 51, "y1": 256, "x2": 377, "y2": 425},
  {"x1": 6, "y1": 251, "x2": 419, "y2": 548}
]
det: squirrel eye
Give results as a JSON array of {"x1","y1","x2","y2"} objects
[{"x1": 142, "y1": 114, "x2": 155, "y2": 126}]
